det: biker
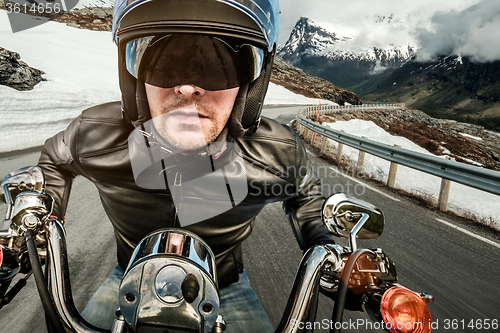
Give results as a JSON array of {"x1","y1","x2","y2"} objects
[{"x1": 37, "y1": 0, "x2": 335, "y2": 331}]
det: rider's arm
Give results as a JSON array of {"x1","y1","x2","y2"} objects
[
  {"x1": 282, "y1": 133, "x2": 335, "y2": 251},
  {"x1": 37, "y1": 116, "x2": 82, "y2": 221}
]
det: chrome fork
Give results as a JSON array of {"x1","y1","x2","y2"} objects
[{"x1": 274, "y1": 244, "x2": 342, "y2": 333}]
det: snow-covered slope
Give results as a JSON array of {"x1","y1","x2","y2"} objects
[
  {"x1": 73, "y1": 0, "x2": 115, "y2": 8},
  {"x1": 325, "y1": 119, "x2": 499, "y2": 227}
]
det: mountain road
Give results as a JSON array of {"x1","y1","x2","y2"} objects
[{"x1": 0, "y1": 106, "x2": 499, "y2": 332}]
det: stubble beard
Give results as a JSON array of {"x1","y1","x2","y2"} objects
[{"x1": 153, "y1": 99, "x2": 221, "y2": 151}]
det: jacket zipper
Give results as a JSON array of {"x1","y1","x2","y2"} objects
[{"x1": 170, "y1": 172, "x2": 182, "y2": 227}]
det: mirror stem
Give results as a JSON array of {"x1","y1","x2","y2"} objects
[{"x1": 349, "y1": 213, "x2": 369, "y2": 252}]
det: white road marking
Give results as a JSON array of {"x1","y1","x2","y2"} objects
[
  {"x1": 435, "y1": 218, "x2": 500, "y2": 249},
  {"x1": 328, "y1": 167, "x2": 400, "y2": 202}
]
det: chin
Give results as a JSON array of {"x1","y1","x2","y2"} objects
[
  {"x1": 173, "y1": 140, "x2": 208, "y2": 151},
  {"x1": 167, "y1": 133, "x2": 210, "y2": 151}
]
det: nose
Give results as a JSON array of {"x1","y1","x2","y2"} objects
[{"x1": 174, "y1": 85, "x2": 205, "y2": 97}]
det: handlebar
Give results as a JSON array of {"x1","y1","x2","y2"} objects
[
  {"x1": 44, "y1": 218, "x2": 343, "y2": 333},
  {"x1": 43, "y1": 219, "x2": 108, "y2": 333}
]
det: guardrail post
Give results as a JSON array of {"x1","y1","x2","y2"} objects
[
  {"x1": 356, "y1": 137, "x2": 367, "y2": 174},
  {"x1": 320, "y1": 135, "x2": 329, "y2": 154},
  {"x1": 357, "y1": 151, "x2": 365, "y2": 174},
  {"x1": 438, "y1": 157, "x2": 454, "y2": 211},
  {"x1": 387, "y1": 144, "x2": 401, "y2": 188},
  {"x1": 336, "y1": 142, "x2": 344, "y2": 165}
]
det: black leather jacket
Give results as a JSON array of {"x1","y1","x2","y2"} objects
[{"x1": 38, "y1": 101, "x2": 334, "y2": 288}]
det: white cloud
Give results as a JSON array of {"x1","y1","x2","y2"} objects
[
  {"x1": 278, "y1": 0, "x2": 492, "y2": 60},
  {"x1": 414, "y1": 0, "x2": 500, "y2": 62}
]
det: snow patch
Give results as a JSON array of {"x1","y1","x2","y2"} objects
[
  {"x1": 460, "y1": 133, "x2": 483, "y2": 141},
  {"x1": 324, "y1": 119, "x2": 499, "y2": 228}
]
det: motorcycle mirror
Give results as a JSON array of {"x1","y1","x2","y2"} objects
[{"x1": 322, "y1": 193, "x2": 384, "y2": 251}]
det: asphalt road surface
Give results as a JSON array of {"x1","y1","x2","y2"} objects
[{"x1": 1, "y1": 106, "x2": 499, "y2": 332}]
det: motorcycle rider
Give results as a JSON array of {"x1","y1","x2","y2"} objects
[{"x1": 37, "y1": 0, "x2": 335, "y2": 331}]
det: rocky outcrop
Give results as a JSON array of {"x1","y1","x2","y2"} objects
[
  {"x1": 0, "y1": 47, "x2": 45, "y2": 91},
  {"x1": 271, "y1": 56, "x2": 361, "y2": 105}
]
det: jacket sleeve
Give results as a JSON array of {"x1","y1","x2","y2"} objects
[
  {"x1": 37, "y1": 116, "x2": 82, "y2": 220},
  {"x1": 283, "y1": 133, "x2": 336, "y2": 250}
]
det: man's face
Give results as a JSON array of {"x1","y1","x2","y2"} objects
[{"x1": 145, "y1": 83, "x2": 239, "y2": 151}]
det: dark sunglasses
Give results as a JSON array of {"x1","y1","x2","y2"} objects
[{"x1": 125, "y1": 34, "x2": 265, "y2": 91}]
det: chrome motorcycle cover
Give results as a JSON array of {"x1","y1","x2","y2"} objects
[{"x1": 118, "y1": 229, "x2": 219, "y2": 333}]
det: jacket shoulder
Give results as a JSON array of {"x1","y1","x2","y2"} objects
[
  {"x1": 80, "y1": 101, "x2": 126, "y2": 123},
  {"x1": 71, "y1": 101, "x2": 133, "y2": 157},
  {"x1": 237, "y1": 116, "x2": 306, "y2": 172},
  {"x1": 249, "y1": 116, "x2": 297, "y2": 142}
]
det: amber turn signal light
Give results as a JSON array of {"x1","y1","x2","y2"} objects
[{"x1": 380, "y1": 286, "x2": 432, "y2": 333}]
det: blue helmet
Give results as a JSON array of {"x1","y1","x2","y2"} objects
[{"x1": 112, "y1": 0, "x2": 280, "y2": 133}]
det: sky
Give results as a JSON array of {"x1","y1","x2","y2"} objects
[{"x1": 278, "y1": 0, "x2": 500, "y2": 62}]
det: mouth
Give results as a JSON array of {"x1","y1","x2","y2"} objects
[{"x1": 167, "y1": 107, "x2": 210, "y2": 126}]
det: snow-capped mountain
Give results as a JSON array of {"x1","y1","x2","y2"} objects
[
  {"x1": 278, "y1": 17, "x2": 350, "y2": 59},
  {"x1": 278, "y1": 17, "x2": 416, "y2": 88}
]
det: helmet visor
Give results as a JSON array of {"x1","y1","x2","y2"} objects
[{"x1": 125, "y1": 34, "x2": 265, "y2": 91}]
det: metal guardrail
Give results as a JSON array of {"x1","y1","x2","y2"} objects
[
  {"x1": 296, "y1": 105, "x2": 500, "y2": 197},
  {"x1": 300, "y1": 103, "x2": 405, "y2": 117}
]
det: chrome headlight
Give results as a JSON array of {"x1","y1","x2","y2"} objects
[{"x1": 119, "y1": 229, "x2": 219, "y2": 333}]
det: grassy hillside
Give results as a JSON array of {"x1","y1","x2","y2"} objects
[{"x1": 349, "y1": 57, "x2": 500, "y2": 131}]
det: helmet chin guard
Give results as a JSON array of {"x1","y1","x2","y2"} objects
[{"x1": 114, "y1": 0, "x2": 279, "y2": 133}]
